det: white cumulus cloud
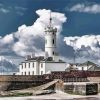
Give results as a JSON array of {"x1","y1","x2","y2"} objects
[
  {"x1": 68, "y1": 3, "x2": 100, "y2": 13},
  {"x1": 64, "y1": 35, "x2": 100, "y2": 51},
  {"x1": 0, "y1": 9, "x2": 67, "y2": 57},
  {"x1": 64, "y1": 35, "x2": 100, "y2": 63},
  {"x1": 1, "y1": 34, "x2": 14, "y2": 44}
]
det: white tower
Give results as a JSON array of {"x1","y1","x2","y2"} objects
[{"x1": 45, "y1": 12, "x2": 58, "y2": 61}]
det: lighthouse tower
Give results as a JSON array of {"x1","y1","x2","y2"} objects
[
  {"x1": 45, "y1": 13, "x2": 58, "y2": 61},
  {"x1": 18, "y1": 12, "x2": 67, "y2": 76}
]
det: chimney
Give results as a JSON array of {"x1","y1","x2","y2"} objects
[
  {"x1": 25, "y1": 55, "x2": 31, "y2": 60},
  {"x1": 31, "y1": 53, "x2": 35, "y2": 58},
  {"x1": 45, "y1": 52, "x2": 48, "y2": 59}
]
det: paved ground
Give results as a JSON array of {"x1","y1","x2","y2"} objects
[{"x1": 0, "y1": 92, "x2": 100, "y2": 100}]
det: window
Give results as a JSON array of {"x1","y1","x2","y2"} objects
[
  {"x1": 25, "y1": 63, "x2": 26, "y2": 68},
  {"x1": 33, "y1": 71, "x2": 34, "y2": 75},
  {"x1": 28, "y1": 71, "x2": 30, "y2": 75},
  {"x1": 25, "y1": 72, "x2": 26, "y2": 75},
  {"x1": 53, "y1": 39, "x2": 54, "y2": 44},
  {"x1": 41, "y1": 71, "x2": 43, "y2": 75},
  {"x1": 41, "y1": 63, "x2": 43, "y2": 68},
  {"x1": 22, "y1": 65, "x2": 23, "y2": 69},
  {"x1": 53, "y1": 51, "x2": 54, "y2": 55},
  {"x1": 22, "y1": 72, "x2": 23, "y2": 75},
  {"x1": 29, "y1": 63, "x2": 30, "y2": 68},
  {"x1": 82, "y1": 67, "x2": 84, "y2": 70},
  {"x1": 33, "y1": 63, "x2": 34, "y2": 68}
]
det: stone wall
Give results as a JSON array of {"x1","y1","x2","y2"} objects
[
  {"x1": 0, "y1": 71, "x2": 99, "y2": 91},
  {"x1": 0, "y1": 75, "x2": 45, "y2": 82},
  {"x1": 87, "y1": 77, "x2": 100, "y2": 82},
  {"x1": 87, "y1": 77, "x2": 100, "y2": 92},
  {"x1": 64, "y1": 83, "x2": 98, "y2": 95},
  {"x1": 0, "y1": 75, "x2": 52, "y2": 91}
]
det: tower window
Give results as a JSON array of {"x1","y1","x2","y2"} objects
[
  {"x1": 53, "y1": 51, "x2": 54, "y2": 55},
  {"x1": 41, "y1": 71, "x2": 43, "y2": 75},
  {"x1": 41, "y1": 63, "x2": 43, "y2": 68},
  {"x1": 53, "y1": 39, "x2": 54, "y2": 44}
]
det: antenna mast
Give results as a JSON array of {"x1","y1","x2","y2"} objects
[{"x1": 49, "y1": 11, "x2": 52, "y2": 27}]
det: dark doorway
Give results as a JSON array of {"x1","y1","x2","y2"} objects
[{"x1": 86, "y1": 83, "x2": 98, "y2": 95}]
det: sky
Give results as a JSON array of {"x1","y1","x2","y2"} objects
[{"x1": 0, "y1": 0, "x2": 100, "y2": 65}]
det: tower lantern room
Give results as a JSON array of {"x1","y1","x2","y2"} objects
[{"x1": 45, "y1": 12, "x2": 57, "y2": 60}]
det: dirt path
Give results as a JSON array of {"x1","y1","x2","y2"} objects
[{"x1": 0, "y1": 92, "x2": 99, "y2": 100}]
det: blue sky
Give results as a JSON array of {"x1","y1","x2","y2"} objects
[
  {"x1": 0, "y1": 0, "x2": 100, "y2": 64},
  {"x1": 0, "y1": 0, "x2": 100, "y2": 36}
]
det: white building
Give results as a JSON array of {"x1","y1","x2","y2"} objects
[
  {"x1": 76, "y1": 61, "x2": 100, "y2": 71},
  {"x1": 65, "y1": 61, "x2": 100, "y2": 71},
  {"x1": 18, "y1": 14, "x2": 66, "y2": 75}
]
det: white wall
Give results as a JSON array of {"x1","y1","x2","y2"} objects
[
  {"x1": 39, "y1": 62, "x2": 45, "y2": 75},
  {"x1": 45, "y1": 62, "x2": 66, "y2": 74},
  {"x1": 19, "y1": 61, "x2": 39, "y2": 75},
  {"x1": 45, "y1": 30, "x2": 56, "y2": 58},
  {"x1": 76, "y1": 65, "x2": 92, "y2": 71},
  {"x1": 19, "y1": 61, "x2": 67, "y2": 75},
  {"x1": 37, "y1": 62, "x2": 67, "y2": 75}
]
